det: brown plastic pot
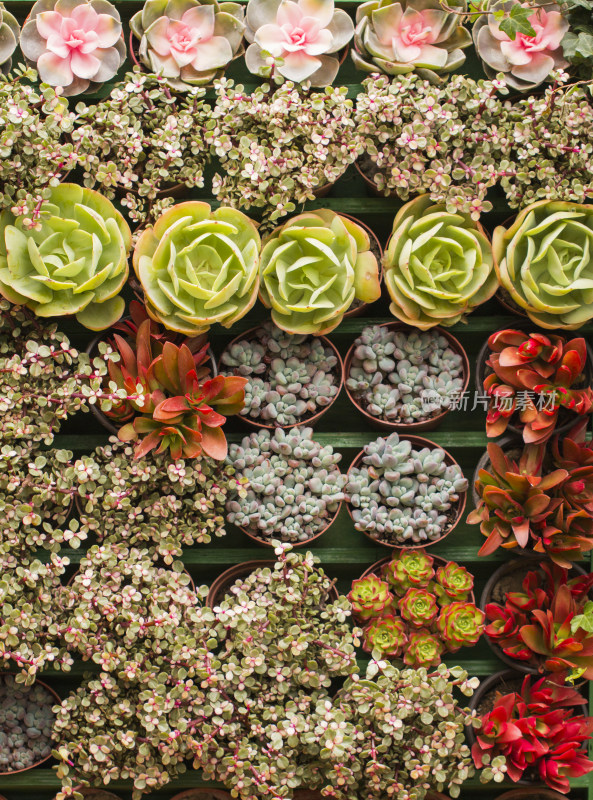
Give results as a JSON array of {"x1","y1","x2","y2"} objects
[
  {"x1": 495, "y1": 287, "x2": 529, "y2": 320},
  {"x1": 207, "y1": 560, "x2": 339, "y2": 608},
  {"x1": 345, "y1": 322, "x2": 470, "y2": 433},
  {"x1": 170, "y1": 791, "x2": 232, "y2": 800},
  {"x1": 345, "y1": 434, "x2": 467, "y2": 549},
  {"x1": 340, "y1": 213, "x2": 384, "y2": 320},
  {"x1": 494, "y1": 789, "x2": 569, "y2": 800},
  {"x1": 75, "y1": 791, "x2": 125, "y2": 800},
  {"x1": 354, "y1": 157, "x2": 397, "y2": 199},
  {"x1": 218, "y1": 325, "x2": 344, "y2": 431},
  {"x1": 0, "y1": 675, "x2": 61, "y2": 776}
]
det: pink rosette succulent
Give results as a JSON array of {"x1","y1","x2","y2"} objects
[
  {"x1": 362, "y1": 614, "x2": 408, "y2": 656},
  {"x1": 245, "y1": 0, "x2": 354, "y2": 86},
  {"x1": 436, "y1": 600, "x2": 485, "y2": 651},
  {"x1": 472, "y1": 0, "x2": 568, "y2": 92},
  {"x1": 404, "y1": 629, "x2": 444, "y2": 667},
  {"x1": 347, "y1": 574, "x2": 394, "y2": 621},
  {"x1": 20, "y1": 0, "x2": 125, "y2": 95},
  {"x1": 435, "y1": 561, "x2": 474, "y2": 604},
  {"x1": 399, "y1": 587, "x2": 438, "y2": 628}
]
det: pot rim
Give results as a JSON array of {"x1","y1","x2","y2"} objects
[
  {"x1": 345, "y1": 433, "x2": 467, "y2": 549},
  {"x1": 344, "y1": 321, "x2": 470, "y2": 432},
  {"x1": 169, "y1": 790, "x2": 233, "y2": 800},
  {"x1": 353, "y1": 158, "x2": 397, "y2": 199}
]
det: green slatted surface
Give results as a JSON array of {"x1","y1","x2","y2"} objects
[{"x1": 1, "y1": 6, "x2": 593, "y2": 798}]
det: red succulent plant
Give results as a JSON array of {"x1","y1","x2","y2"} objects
[{"x1": 552, "y1": 420, "x2": 593, "y2": 515}]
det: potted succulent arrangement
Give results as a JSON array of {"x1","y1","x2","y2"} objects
[
  {"x1": 348, "y1": 549, "x2": 484, "y2": 664},
  {"x1": 480, "y1": 560, "x2": 593, "y2": 681},
  {"x1": 219, "y1": 320, "x2": 343, "y2": 429},
  {"x1": 0, "y1": 674, "x2": 59, "y2": 774},
  {"x1": 345, "y1": 432, "x2": 468, "y2": 548},
  {"x1": 469, "y1": 671, "x2": 593, "y2": 793},
  {"x1": 226, "y1": 426, "x2": 346, "y2": 545},
  {"x1": 344, "y1": 322, "x2": 469, "y2": 430},
  {"x1": 207, "y1": 79, "x2": 362, "y2": 225}
]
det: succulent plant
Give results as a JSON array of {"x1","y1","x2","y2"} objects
[
  {"x1": 473, "y1": 0, "x2": 568, "y2": 92},
  {"x1": 133, "y1": 201, "x2": 261, "y2": 335},
  {"x1": 348, "y1": 574, "x2": 394, "y2": 620},
  {"x1": 259, "y1": 210, "x2": 380, "y2": 335},
  {"x1": 403, "y1": 629, "x2": 444, "y2": 667},
  {"x1": 99, "y1": 318, "x2": 246, "y2": 460},
  {"x1": 494, "y1": 200, "x2": 593, "y2": 330},
  {"x1": 483, "y1": 329, "x2": 593, "y2": 443},
  {"x1": 0, "y1": 4, "x2": 19, "y2": 73},
  {"x1": 74, "y1": 439, "x2": 247, "y2": 561},
  {"x1": 0, "y1": 183, "x2": 132, "y2": 330},
  {"x1": 244, "y1": 0, "x2": 354, "y2": 86},
  {"x1": 382, "y1": 549, "x2": 435, "y2": 592},
  {"x1": 436, "y1": 601, "x2": 484, "y2": 651},
  {"x1": 399, "y1": 586, "x2": 438, "y2": 627},
  {"x1": 539, "y1": 505, "x2": 593, "y2": 569},
  {"x1": 352, "y1": 0, "x2": 471, "y2": 79},
  {"x1": 346, "y1": 324, "x2": 465, "y2": 424},
  {"x1": 362, "y1": 614, "x2": 408, "y2": 656},
  {"x1": 346, "y1": 432, "x2": 467, "y2": 545},
  {"x1": 435, "y1": 561, "x2": 473, "y2": 603},
  {"x1": 220, "y1": 321, "x2": 341, "y2": 426},
  {"x1": 226, "y1": 426, "x2": 346, "y2": 543},
  {"x1": 0, "y1": 675, "x2": 56, "y2": 771},
  {"x1": 383, "y1": 195, "x2": 497, "y2": 330},
  {"x1": 130, "y1": 0, "x2": 245, "y2": 89},
  {"x1": 20, "y1": 0, "x2": 126, "y2": 96}
]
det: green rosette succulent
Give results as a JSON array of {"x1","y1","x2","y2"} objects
[
  {"x1": 0, "y1": 184, "x2": 131, "y2": 330},
  {"x1": 494, "y1": 200, "x2": 593, "y2": 330},
  {"x1": 384, "y1": 195, "x2": 497, "y2": 330},
  {"x1": 435, "y1": 561, "x2": 473, "y2": 604},
  {"x1": 436, "y1": 601, "x2": 485, "y2": 651},
  {"x1": 382, "y1": 550, "x2": 435, "y2": 595},
  {"x1": 0, "y1": 4, "x2": 19, "y2": 73},
  {"x1": 362, "y1": 614, "x2": 408, "y2": 656},
  {"x1": 258, "y1": 209, "x2": 381, "y2": 335},
  {"x1": 348, "y1": 574, "x2": 394, "y2": 621},
  {"x1": 133, "y1": 201, "x2": 261, "y2": 335},
  {"x1": 353, "y1": 0, "x2": 472, "y2": 80},
  {"x1": 403, "y1": 629, "x2": 444, "y2": 667},
  {"x1": 399, "y1": 587, "x2": 438, "y2": 628}
]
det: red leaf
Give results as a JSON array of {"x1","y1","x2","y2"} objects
[{"x1": 201, "y1": 425, "x2": 228, "y2": 460}]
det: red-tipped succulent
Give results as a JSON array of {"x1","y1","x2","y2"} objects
[
  {"x1": 348, "y1": 574, "x2": 394, "y2": 621},
  {"x1": 362, "y1": 615, "x2": 408, "y2": 657},
  {"x1": 472, "y1": 674, "x2": 593, "y2": 793},
  {"x1": 483, "y1": 330, "x2": 592, "y2": 445},
  {"x1": 552, "y1": 420, "x2": 593, "y2": 515}
]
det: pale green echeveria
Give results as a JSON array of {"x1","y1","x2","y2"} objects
[
  {"x1": 0, "y1": 3, "x2": 19, "y2": 73},
  {"x1": 130, "y1": 0, "x2": 245, "y2": 90},
  {"x1": 259, "y1": 209, "x2": 381, "y2": 334},
  {"x1": 133, "y1": 201, "x2": 261, "y2": 335},
  {"x1": 494, "y1": 199, "x2": 593, "y2": 330},
  {"x1": 0, "y1": 184, "x2": 132, "y2": 330},
  {"x1": 384, "y1": 195, "x2": 497, "y2": 330},
  {"x1": 352, "y1": 0, "x2": 471, "y2": 80}
]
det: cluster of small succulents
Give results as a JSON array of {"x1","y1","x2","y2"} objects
[
  {"x1": 0, "y1": 675, "x2": 55, "y2": 772},
  {"x1": 220, "y1": 322, "x2": 341, "y2": 426},
  {"x1": 349, "y1": 550, "x2": 484, "y2": 665},
  {"x1": 347, "y1": 325, "x2": 465, "y2": 424},
  {"x1": 226, "y1": 427, "x2": 346, "y2": 542},
  {"x1": 346, "y1": 433, "x2": 468, "y2": 545}
]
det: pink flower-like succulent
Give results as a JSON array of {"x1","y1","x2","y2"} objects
[
  {"x1": 245, "y1": 0, "x2": 354, "y2": 86},
  {"x1": 473, "y1": 0, "x2": 568, "y2": 91},
  {"x1": 20, "y1": 0, "x2": 125, "y2": 95}
]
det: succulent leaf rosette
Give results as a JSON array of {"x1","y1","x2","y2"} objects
[
  {"x1": 494, "y1": 200, "x2": 593, "y2": 329},
  {"x1": 259, "y1": 209, "x2": 380, "y2": 335},
  {"x1": 473, "y1": 0, "x2": 568, "y2": 92},
  {"x1": 382, "y1": 549, "x2": 435, "y2": 594},
  {"x1": 435, "y1": 561, "x2": 473, "y2": 603},
  {"x1": 436, "y1": 601, "x2": 485, "y2": 651},
  {"x1": 130, "y1": 0, "x2": 245, "y2": 90},
  {"x1": 353, "y1": 0, "x2": 472, "y2": 79},
  {"x1": 399, "y1": 587, "x2": 438, "y2": 627},
  {"x1": 133, "y1": 201, "x2": 261, "y2": 335},
  {"x1": 20, "y1": 0, "x2": 126, "y2": 96},
  {"x1": 0, "y1": 4, "x2": 19, "y2": 73},
  {"x1": 245, "y1": 0, "x2": 354, "y2": 86},
  {"x1": 363, "y1": 614, "x2": 408, "y2": 656},
  {"x1": 384, "y1": 195, "x2": 497, "y2": 330},
  {"x1": 404, "y1": 629, "x2": 444, "y2": 667},
  {"x1": 0, "y1": 184, "x2": 131, "y2": 330},
  {"x1": 348, "y1": 574, "x2": 394, "y2": 620}
]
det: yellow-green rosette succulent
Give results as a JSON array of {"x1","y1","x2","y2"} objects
[
  {"x1": 259, "y1": 209, "x2": 381, "y2": 335},
  {"x1": 494, "y1": 200, "x2": 593, "y2": 330},
  {"x1": 0, "y1": 184, "x2": 131, "y2": 330},
  {"x1": 133, "y1": 201, "x2": 261, "y2": 335},
  {"x1": 383, "y1": 195, "x2": 497, "y2": 330}
]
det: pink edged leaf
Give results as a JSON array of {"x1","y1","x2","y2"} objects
[
  {"x1": 511, "y1": 517, "x2": 530, "y2": 548},
  {"x1": 112, "y1": 333, "x2": 139, "y2": 377},
  {"x1": 202, "y1": 374, "x2": 226, "y2": 401},
  {"x1": 133, "y1": 431, "x2": 163, "y2": 460},
  {"x1": 197, "y1": 408, "x2": 226, "y2": 427},
  {"x1": 201, "y1": 425, "x2": 228, "y2": 460},
  {"x1": 520, "y1": 624, "x2": 548, "y2": 655}
]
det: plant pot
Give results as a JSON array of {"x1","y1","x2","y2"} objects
[
  {"x1": 339, "y1": 213, "x2": 384, "y2": 320},
  {"x1": 345, "y1": 435, "x2": 467, "y2": 549},
  {"x1": 85, "y1": 322, "x2": 217, "y2": 436},
  {"x1": 207, "y1": 560, "x2": 339, "y2": 608},
  {"x1": 170, "y1": 791, "x2": 232, "y2": 800},
  {"x1": 345, "y1": 322, "x2": 470, "y2": 433},
  {"x1": 354, "y1": 157, "x2": 398, "y2": 199},
  {"x1": 494, "y1": 789, "x2": 569, "y2": 800},
  {"x1": 475, "y1": 321, "x2": 593, "y2": 441},
  {"x1": 479, "y1": 559, "x2": 589, "y2": 675},
  {"x1": 238, "y1": 500, "x2": 342, "y2": 549},
  {"x1": 218, "y1": 325, "x2": 344, "y2": 431},
  {"x1": 470, "y1": 434, "x2": 525, "y2": 509},
  {"x1": 495, "y1": 287, "x2": 529, "y2": 319},
  {"x1": 0, "y1": 675, "x2": 60, "y2": 776},
  {"x1": 75, "y1": 791, "x2": 125, "y2": 800}
]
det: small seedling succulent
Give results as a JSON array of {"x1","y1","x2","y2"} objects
[
  {"x1": 226, "y1": 426, "x2": 346, "y2": 543},
  {"x1": 259, "y1": 210, "x2": 380, "y2": 335},
  {"x1": 346, "y1": 324, "x2": 465, "y2": 424},
  {"x1": 220, "y1": 321, "x2": 341, "y2": 426},
  {"x1": 0, "y1": 675, "x2": 56, "y2": 771},
  {"x1": 346, "y1": 432, "x2": 467, "y2": 545}
]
